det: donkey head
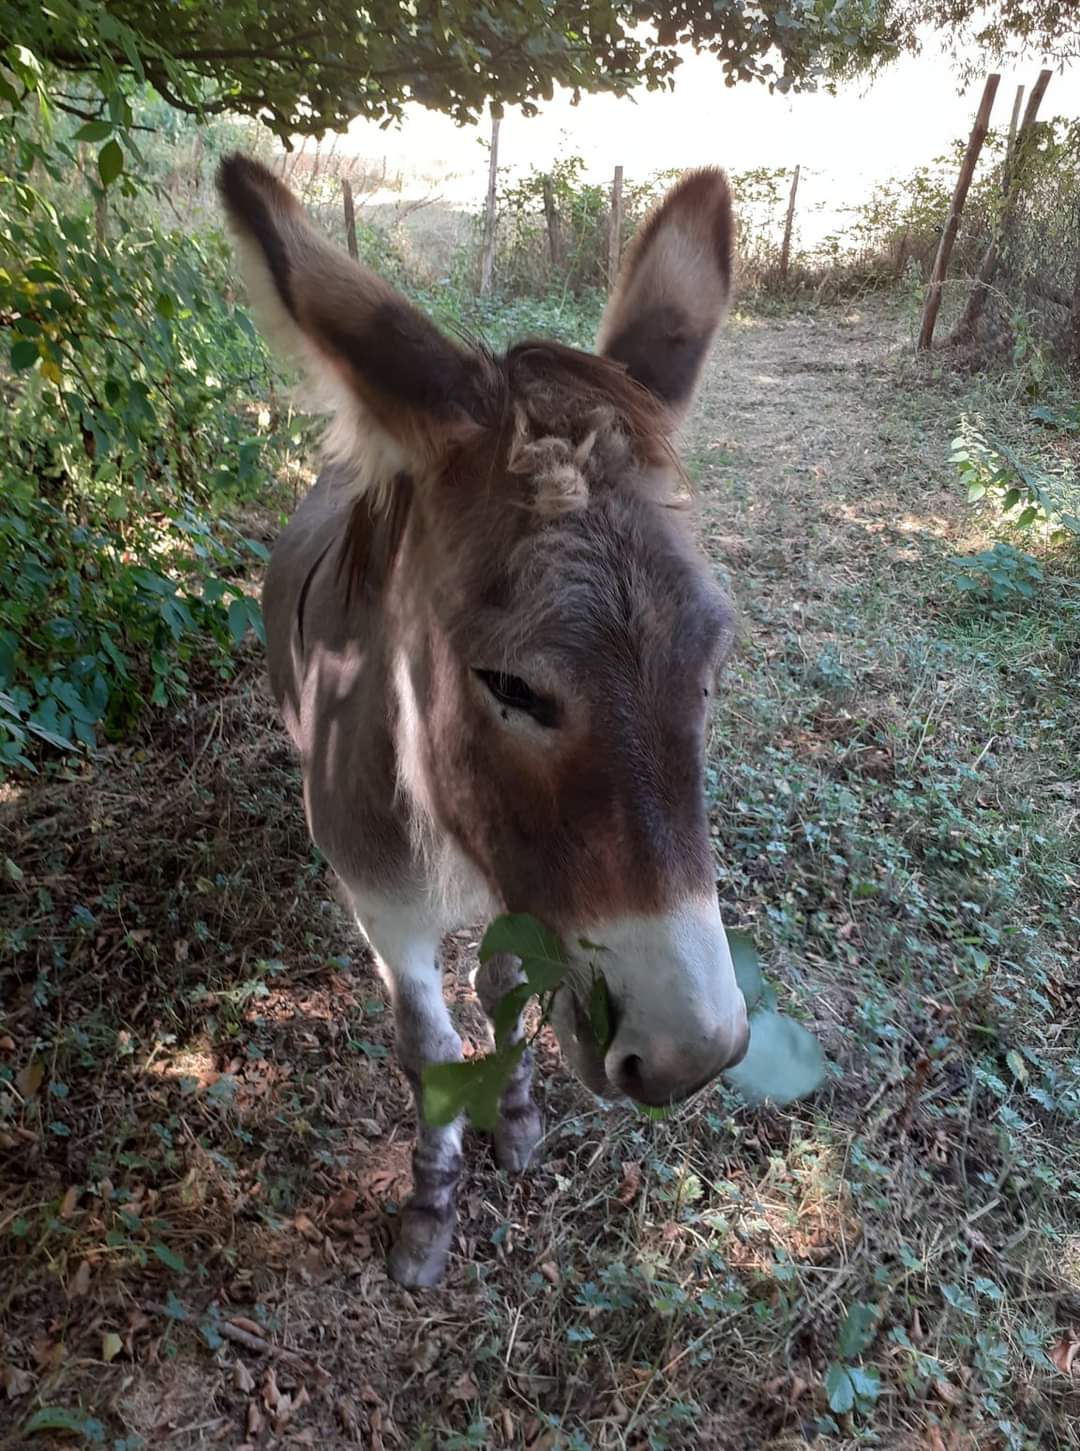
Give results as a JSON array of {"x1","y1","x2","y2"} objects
[{"x1": 220, "y1": 157, "x2": 747, "y2": 1105}]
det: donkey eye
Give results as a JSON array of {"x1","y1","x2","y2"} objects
[{"x1": 474, "y1": 670, "x2": 559, "y2": 729}]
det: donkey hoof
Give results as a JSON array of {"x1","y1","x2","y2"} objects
[
  {"x1": 388, "y1": 1207, "x2": 455, "y2": 1288},
  {"x1": 494, "y1": 1104, "x2": 542, "y2": 1175}
]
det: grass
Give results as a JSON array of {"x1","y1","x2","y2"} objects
[{"x1": 1, "y1": 294, "x2": 1079, "y2": 1451}]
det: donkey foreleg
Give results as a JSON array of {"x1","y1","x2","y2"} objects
[
  {"x1": 474, "y1": 953, "x2": 543, "y2": 1174},
  {"x1": 351, "y1": 893, "x2": 463, "y2": 1288}
]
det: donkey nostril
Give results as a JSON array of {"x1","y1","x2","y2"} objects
[{"x1": 616, "y1": 1053, "x2": 646, "y2": 1098}]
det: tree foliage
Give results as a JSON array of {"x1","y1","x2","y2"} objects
[
  {"x1": 4, "y1": 0, "x2": 913, "y2": 140},
  {"x1": 882, "y1": 1, "x2": 1080, "y2": 71}
]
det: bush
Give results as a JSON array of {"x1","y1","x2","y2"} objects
[
  {"x1": 489, "y1": 154, "x2": 661, "y2": 298},
  {"x1": 0, "y1": 98, "x2": 297, "y2": 776},
  {"x1": 951, "y1": 412, "x2": 1080, "y2": 543},
  {"x1": 948, "y1": 543, "x2": 1045, "y2": 611}
]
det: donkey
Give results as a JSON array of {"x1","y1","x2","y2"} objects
[{"x1": 218, "y1": 155, "x2": 748, "y2": 1287}]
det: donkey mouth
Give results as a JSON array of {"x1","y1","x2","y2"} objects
[
  {"x1": 551, "y1": 988, "x2": 739, "y2": 1107},
  {"x1": 629, "y1": 1067, "x2": 721, "y2": 1109},
  {"x1": 549, "y1": 987, "x2": 614, "y2": 1099}
]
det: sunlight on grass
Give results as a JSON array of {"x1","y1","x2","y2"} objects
[
  {"x1": 1061, "y1": 1237, "x2": 1080, "y2": 1294},
  {"x1": 728, "y1": 312, "x2": 769, "y2": 331},
  {"x1": 151, "y1": 1040, "x2": 218, "y2": 1087},
  {"x1": 714, "y1": 1139, "x2": 858, "y2": 1274},
  {"x1": 0, "y1": 781, "x2": 27, "y2": 810},
  {"x1": 824, "y1": 498, "x2": 957, "y2": 542}
]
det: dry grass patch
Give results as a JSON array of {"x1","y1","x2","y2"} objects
[{"x1": 2, "y1": 298, "x2": 1078, "y2": 1450}]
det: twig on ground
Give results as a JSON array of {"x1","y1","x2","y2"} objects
[{"x1": 141, "y1": 1300, "x2": 326, "y2": 1378}]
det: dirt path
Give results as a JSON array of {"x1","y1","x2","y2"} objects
[
  {"x1": 693, "y1": 301, "x2": 963, "y2": 611},
  {"x1": 3, "y1": 301, "x2": 1077, "y2": 1451}
]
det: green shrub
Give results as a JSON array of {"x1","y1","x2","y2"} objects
[
  {"x1": 951, "y1": 414, "x2": 1080, "y2": 542},
  {"x1": 947, "y1": 543, "x2": 1045, "y2": 611},
  {"x1": 0, "y1": 105, "x2": 297, "y2": 776}
]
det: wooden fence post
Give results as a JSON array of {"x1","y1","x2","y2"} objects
[
  {"x1": 779, "y1": 164, "x2": 800, "y2": 282},
  {"x1": 1006, "y1": 84, "x2": 1025, "y2": 168},
  {"x1": 1070, "y1": 213, "x2": 1080, "y2": 372},
  {"x1": 342, "y1": 177, "x2": 358, "y2": 261},
  {"x1": 917, "y1": 73, "x2": 1000, "y2": 351},
  {"x1": 542, "y1": 174, "x2": 563, "y2": 271},
  {"x1": 607, "y1": 165, "x2": 624, "y2": 291},
  {"x1": 479, "y1": 111, "x2": 500, "y2": 297},
  {"x1": 948, "y1": 68, "x2": 1052, "y2": 347}
]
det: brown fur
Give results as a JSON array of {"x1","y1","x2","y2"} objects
[
  {"x1": 220, "y1": 155, "x2": 743, "y2": 1286},
  {"x1": 323, "y1": 338, "x2": 683, "y2": 603},
  {"x1": 597, "y1": 168, "x2": 733, "y2": 412}
]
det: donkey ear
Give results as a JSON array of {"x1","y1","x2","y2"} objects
[
  {"x1": 217, "y1": 155, "x2": 493, "y2": 487},
  {"x1": 597, "y1": 169, "x2": 733, "y2": 421}
]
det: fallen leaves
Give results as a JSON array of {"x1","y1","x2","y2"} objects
[
  {"x1": 326, "y1": 1186, "x2": 358, "y2": 1221},
  {"x1": 933, "y1": 1377, "x2": 965, "y2": 1408},
  {"x1": 1, "y1": 1362, "x2": 34, "y2": 1399},
  {"x1": 293, "y1": 1211, "x2": 322, "y2": 1244},
  {"x1": 765, "y1": 1371, "x2": 810, "y2": 1407},
  {"x1": 246, "y1": 1398, "x2": 265, "y2": 1438},
  {"x1": 612, "y1": 1159, "x2": 642, "y2": 1209},
  {"x1": 922, "y1": 1429, "x2": 970, "y2": 1451},
  {"x1": 1049, "y1": 1331, "x2": 1079, "y2": 1376},
  {"x1": 446, "y1": 1369, "x2": 479, "y2": 1404},
  {"x1": 262, "y1": 1364, "x2": 311, "y2": 1431},
  {"x1": 14, "y1": 1058, "x2": 44, "y2": 1100},
  {"x1": 400, "y1": 1333, "x2": 442, "y2": 1377},
  {"x1": 67, "y1": 1259, "x2": 91, "y2": 1299}
]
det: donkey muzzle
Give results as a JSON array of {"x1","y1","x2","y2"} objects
[
  {"x1": 560, "y1": 896, "x2": 749, "y2": 1105},
  {"x1": 604, "y1": 1017, "x2": 750, "y2": 1105}
]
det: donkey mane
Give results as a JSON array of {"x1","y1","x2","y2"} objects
[{"x1": 332, "y1": 336, "x2": 684, "y2": 601}]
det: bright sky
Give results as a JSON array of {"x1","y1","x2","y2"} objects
[{"x1": 336, "y1": 35, "x2": 1077, "y2": 222}]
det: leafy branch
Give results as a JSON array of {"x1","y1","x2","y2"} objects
[{"x1": 421, "y1": 914, "x2": 829, "y2": 1132}]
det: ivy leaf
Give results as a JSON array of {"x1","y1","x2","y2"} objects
[
  {"x1": 245, "y1": 597, "x2": 266, "y2": 644},
  {"x1": 1005, "y1": 1049, "x2": 1028, "y2": 1084},
  {"x1": 492, "y1": 981, "x2": 532, "y2": 1050},
  {"x1": 422, "y1": 1060, "x2": 477, "y2": 1127},
  {"x1": 98, "y1": 139, "x2": 124, "y2": 187},
  {"x1": 726, "y1": 929, "x2": 765, "y2": 1011},
  {"x1": 227, "y1": 595, "x2": 252, "y2": 645},
  {"x1": 11, "y1": 339, "x2": 39, "y2": 370},
  {"x1": 941, "y1": 1283, "x2": 977, "y2": 1316},
  {"x1": 973, "y1": 1275, "x2": 1003, "y2": 1302},
  {"x1": 151, "y1": 1241, "x2": 186, "y2": 1273},
  {"x1": 836, "y1": 1302, "x2": 878, "y2": 1359},
  {"x1": 589, "y1": 971, "x2": 613, "y2": 1051},
  {"x1": 421, "y1": 1046, "x2": 524, "y2": 1132},
  {"x1": 824, "y1": 1362, "x2": 855, "y2": 1414},
  {"x1": 722, "y1": 1008, "x2": 826, "y2": 1106},
  {"x1": 847, "y1": 1365, "x2": 881, "y2": 1402},
  {"x1": 479, "y1": 913, "x2": 566, "y2": 993},
  {"x1": 24, "y1": 1407, "x2": 106, "y2": 1442}
]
